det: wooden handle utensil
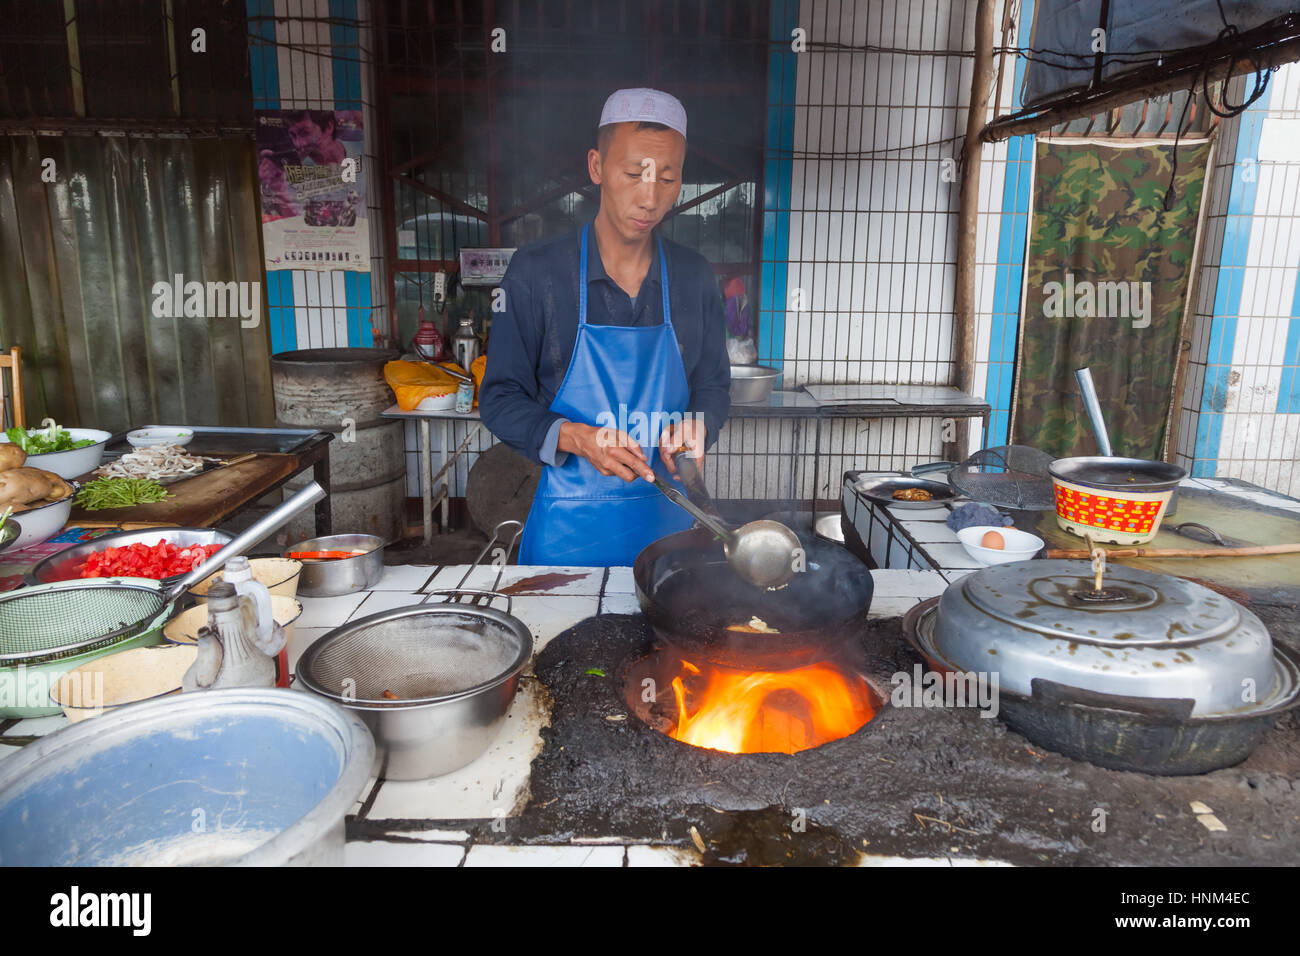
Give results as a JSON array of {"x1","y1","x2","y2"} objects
[{"x1": 1047, "y1": 543, "x2": 1300, "y2": 559}]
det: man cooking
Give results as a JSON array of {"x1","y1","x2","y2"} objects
[{"x1": 479, "y1": 88, "x2": 731, "y2": 567}]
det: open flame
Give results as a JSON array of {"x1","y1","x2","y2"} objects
[{"x1": 666, "y1": 657, "x2": 876, "y2": 755}]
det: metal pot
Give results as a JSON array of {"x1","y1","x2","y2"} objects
[
  {"x1": 287, "y1": 533, "x2": 385, "y2": 596},
  {"x1": 295, "y1": 599, "x2": 533, "y2": 780},
  {"x1": 0, "y1": 688, "x2": 374, "y2": 865},
  {"x1": 634, "y1": 525, "x2": 874, "y2": 669},
  {"x1": 729, "y1": 365, "x2": 779, "y2": 404},
  {"x1": 903, "y1": 560, "x2": 1300, "y2": 774},
  {"x1": 1049, "y1": 456, "x2": 1187, "y2": 544}
]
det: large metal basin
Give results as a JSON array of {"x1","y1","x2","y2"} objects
[{"x1": 0, "y1": 688, "x2": 374, "y2": 865}]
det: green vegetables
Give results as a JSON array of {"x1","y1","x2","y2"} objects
[
  {"x1": 76, "y1": 477, "x2": 172, "y2": 511},
  {"x1": 5, "y1": 422, "x2": 95, "y2": 455}
]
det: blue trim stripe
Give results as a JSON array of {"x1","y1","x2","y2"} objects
[
  {"x1": 1279, "y1": 268, "x2": 1300, "y2": 413},
  {"x1": 1191, "y1": 85, "x2": 1273, "y2": 476},
  {"x1": 246, "y1": 0, "x2": 279, "y2": 109},
  {"x1": 329, "y1": 0, "x2": 362, "y2": 109},
  {"x1": 985, "y1": 0, "x2": 1034, "y2": 446},
  {"x1": 267, "y1": 270, "x2": 295, "y2": 354},
  {"x1": 759, "y1": 0, "x2": 798, "y2": 373}
]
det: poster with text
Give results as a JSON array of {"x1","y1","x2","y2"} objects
[{"x1": 256, "y1": 108, "x2": 370, "y2": 272}]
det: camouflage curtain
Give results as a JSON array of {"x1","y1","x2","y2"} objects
[{"x1": 1010, "y1": 137, "x2": 1213, "y2": 460}]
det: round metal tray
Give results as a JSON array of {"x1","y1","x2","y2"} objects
[
  {"x1": 25, "y1": 527, "x2": 234, "y2": 587},
  {"x1": 852, "y1": 475, "x2": 958, "y2": 509}
]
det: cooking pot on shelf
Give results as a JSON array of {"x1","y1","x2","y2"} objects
[{"x1": 903, "y1": 559, "x2": 1300, "y2": 774}]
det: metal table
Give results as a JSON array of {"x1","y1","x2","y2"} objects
[{"x1": 380, "y1": 404, "x2": 483, "y2": 545}]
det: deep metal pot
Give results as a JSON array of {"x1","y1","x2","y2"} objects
[
  {"x1": 288, "y1": 533, "x2": 385, "y2": 596},
  {"x1": 729, "y1": 365, "x2": 779, "y2": 404},
  {"x1": 295, "y1": 600, "x2": 533, "y2": 780}
]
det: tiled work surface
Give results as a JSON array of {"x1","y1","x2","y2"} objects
[
  {"x1": 843, "y1": 472, "x2": 1300, "y2": 580},
  {"x1": 0, "y1": 561, "x2": 957, "y2": 867}
]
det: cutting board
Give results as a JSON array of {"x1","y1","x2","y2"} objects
[
  {"x1": 1025, "y1": 486, "x2": 1300, "y2": 596},
  {"x1": 69, "y1": 454, "x2": 300, "y2": 528}
]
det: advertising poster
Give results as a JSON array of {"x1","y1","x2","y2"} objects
[{"x1": 256, "y1": 108, "x2": 370, "y2": 272}]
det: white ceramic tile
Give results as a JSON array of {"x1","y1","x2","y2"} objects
[
  {"x1": 508, "y1": 595, "x2": 601, "y2": 655},
  {"x1": 367, "y1": 679, "x2": 548, "y2": 821},
  {"x1": 372, "y1": 565, "x2": 439, "y2": 591},
  {"x1": 344, "y1": 840, "x2": 465, "y2": 867},
  {"x1": 296, "y1": 593, "x2": 368, "y2": 629},
  {"x1": 462, "y1": 845, "x2": 624, "y2": 867},
  {"x1": 7, "y1": 715, "x2": 69, "y2": 738},
  {"x1": 899, "y1": 520, "x2": 958, "y2": 543},
  {"x1": 626, "y1": 845, "x2": 698, "y2": 867},
  {"x1": 869, "y1": 570, "x2": 948, "y2": 600},
  {"x1": 425, "y1": 565, "x2": 604, "y2": 596},
  {"x1": 287, "y1": 627, "x2": 333, "y2": 674},
  {"x1": 348, "y1": 590, "x2": 427, "y2": 619},
  {"x1": 886, "y1": 504, "x2": 954, "y2": 522},
  {"x1": 604, "y1": 567, "x2": 635, "y2": 593},
  {"x1": 600, "y1": 593, "x2": 641, "y2": 615},
  {"x1": 921, "y1": 543, "x2": 985, "y2": 570},
  {"x1": 868, "y1": 595, "x2": 922, "y2": 618}
]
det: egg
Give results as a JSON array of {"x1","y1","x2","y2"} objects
[{"x1": 981, "y1": 530, "x2": 1006, "y2": 550}]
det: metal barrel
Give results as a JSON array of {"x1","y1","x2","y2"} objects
[{"x1": 271, "y1": 348, "x2": 406, "y2": 543}]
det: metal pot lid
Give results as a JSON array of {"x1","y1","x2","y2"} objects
[{"x1": 931, "y1": 560, "x2": 1279, "y2": 717}]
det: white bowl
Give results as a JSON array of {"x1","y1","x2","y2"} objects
[
  {"x1": 956, "y1": 525, "x2": 1045, "y2": 566},
  {"x1": 9, "y1": 495, "x2": 73, "y2": 550},
  {"x1": 126, "y1": 426, "x2": 194, "y2": 448},
  {"x1": 415, "y1": 393, "x2": 456, "y2": 411},
  {"x1": 0, "y1": 428, "x2": 112, "y2": 479}
]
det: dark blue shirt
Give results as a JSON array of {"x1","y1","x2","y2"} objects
[{"x1": 479, "y1": 225, "x2": 731, "y2": 464}]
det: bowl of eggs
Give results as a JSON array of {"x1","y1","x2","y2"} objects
[{"x1": 955, "y1": 525, "x2": 1045, "y2": 566}]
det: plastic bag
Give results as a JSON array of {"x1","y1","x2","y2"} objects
[{"x1": 384, "y1": 360, "x2": 459, "y2": 412}]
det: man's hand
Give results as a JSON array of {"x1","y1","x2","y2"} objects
[
  {"x1": 558, "y1": 422, "x2": 654, "y2": 482},
  {"x1": 659, "y1": 417, "x2": 707, "y2": 479}
]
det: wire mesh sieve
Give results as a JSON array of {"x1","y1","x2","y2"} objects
[
  {"x1": 942, "y1": 445, "x2": 1056, "y2": 510},
  {"x1": 0, "y1": 582, "x2": 170, "y2": 664},
  {"x1": 297, "y1": 608, "x2": 530, "y2": 704}
]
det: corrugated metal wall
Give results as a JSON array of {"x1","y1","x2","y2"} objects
[{"x1": 0, "y1": 132, "x2": 273, "y2": 431}]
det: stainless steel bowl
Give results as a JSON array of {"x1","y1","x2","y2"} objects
[
  {"x1": 26, "y1": 527, "x2": 235, "y2": 587},
  {"x1": 296, "y1": 600, "x2": 533, "y2": 780},
  {"x1": 729, "y1": 365, "x2": 780, "y2": 404},
  {"x1": 287, "y1": 533, "x2": 385, "y2": 597}
]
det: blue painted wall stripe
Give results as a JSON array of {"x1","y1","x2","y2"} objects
[
  {"x1": 329, "y1": 0, "x2": 362, "y2": 109},
  {"x1": 246, "y1": 0, "x2": 279, "y2": 109},
  {"x1": 985, "y1": 0, "x2": 1034, "y2": 446},
  {"x1": 1278, "y1": 266, "x2": 1300, "y2": 413},
  {"x1": 1191, "y1": 84, "x2": 1273, "y2": 476},
  {"x1": 759, "y1": 0, "x2": 798, "y2": 374}
]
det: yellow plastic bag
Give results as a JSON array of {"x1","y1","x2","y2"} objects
[
  {"x1": 470, "y1": 354, "x2": 486, "y2": 408},
  {"x1": 384, "y1": 360, "x2": 459, "y2": 411}
]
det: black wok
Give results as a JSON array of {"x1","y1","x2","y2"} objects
[{"x1": 633, "y1": 525, "x2": 875, "y2": 669}]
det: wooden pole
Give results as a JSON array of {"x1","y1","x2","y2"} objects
[{"x1": 953, "y1": 0, "x2": 998, "y2": 457}]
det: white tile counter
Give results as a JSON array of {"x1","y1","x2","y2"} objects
[{"x1": 0, "y1": 560, "x2": 950, "y2": 868}]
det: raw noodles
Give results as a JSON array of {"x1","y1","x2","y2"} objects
[{"x1": 95, "y1": 443, "x2": 218, "y2": 482}]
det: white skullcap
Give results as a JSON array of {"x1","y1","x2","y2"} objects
[{"x1": 598, "y1": 88, "x2": 687, "y2": 140}]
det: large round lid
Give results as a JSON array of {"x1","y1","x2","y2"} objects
[{"x1": 930, "y1": 560, "x2": 1281, "y2": 717}]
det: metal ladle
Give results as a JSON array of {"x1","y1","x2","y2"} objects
[{"x1": 650, "y1": 450, "x2": 802, "y2": 590}]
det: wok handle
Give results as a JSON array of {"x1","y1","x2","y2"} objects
[
  {"x1": 1074, "y1": 367, "x2": 1114, "y2": 458},
  {"x1": 1030, "y1": 677, "x2": 1195, "y2": 721},
  {"x1": 650, "y1": 474, "x2": 733, "y2": 542},
  {"x1": 669, "y1": 446, "x2": 727, "y2": 519}
]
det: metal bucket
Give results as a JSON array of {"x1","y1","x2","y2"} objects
[
  {"x1": 0, "y1": 688, "x2": 374, "y2": 865},
  {"x1": 271, "y1": 348, "x2": 406, "y2": 543}
]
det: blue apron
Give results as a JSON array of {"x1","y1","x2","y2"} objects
[{"x1": 518, "y1": 224, "x2": 695, "y2": 567}]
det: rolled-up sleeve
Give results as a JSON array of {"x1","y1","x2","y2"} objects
[
  {"x1": 688, "y1": 272, "x2": 731, "y2": 450},
  {"x1": 478, "y1": 263, "x2": 567, "y2": 465}
]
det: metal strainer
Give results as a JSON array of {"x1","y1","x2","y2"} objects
[{"x1": 296, "y1": 520, "x2": 530, "y2": 708}]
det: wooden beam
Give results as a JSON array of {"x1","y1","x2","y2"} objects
[{"x1": 953, "y1": 0, "x2": 998, "y2": 456}]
